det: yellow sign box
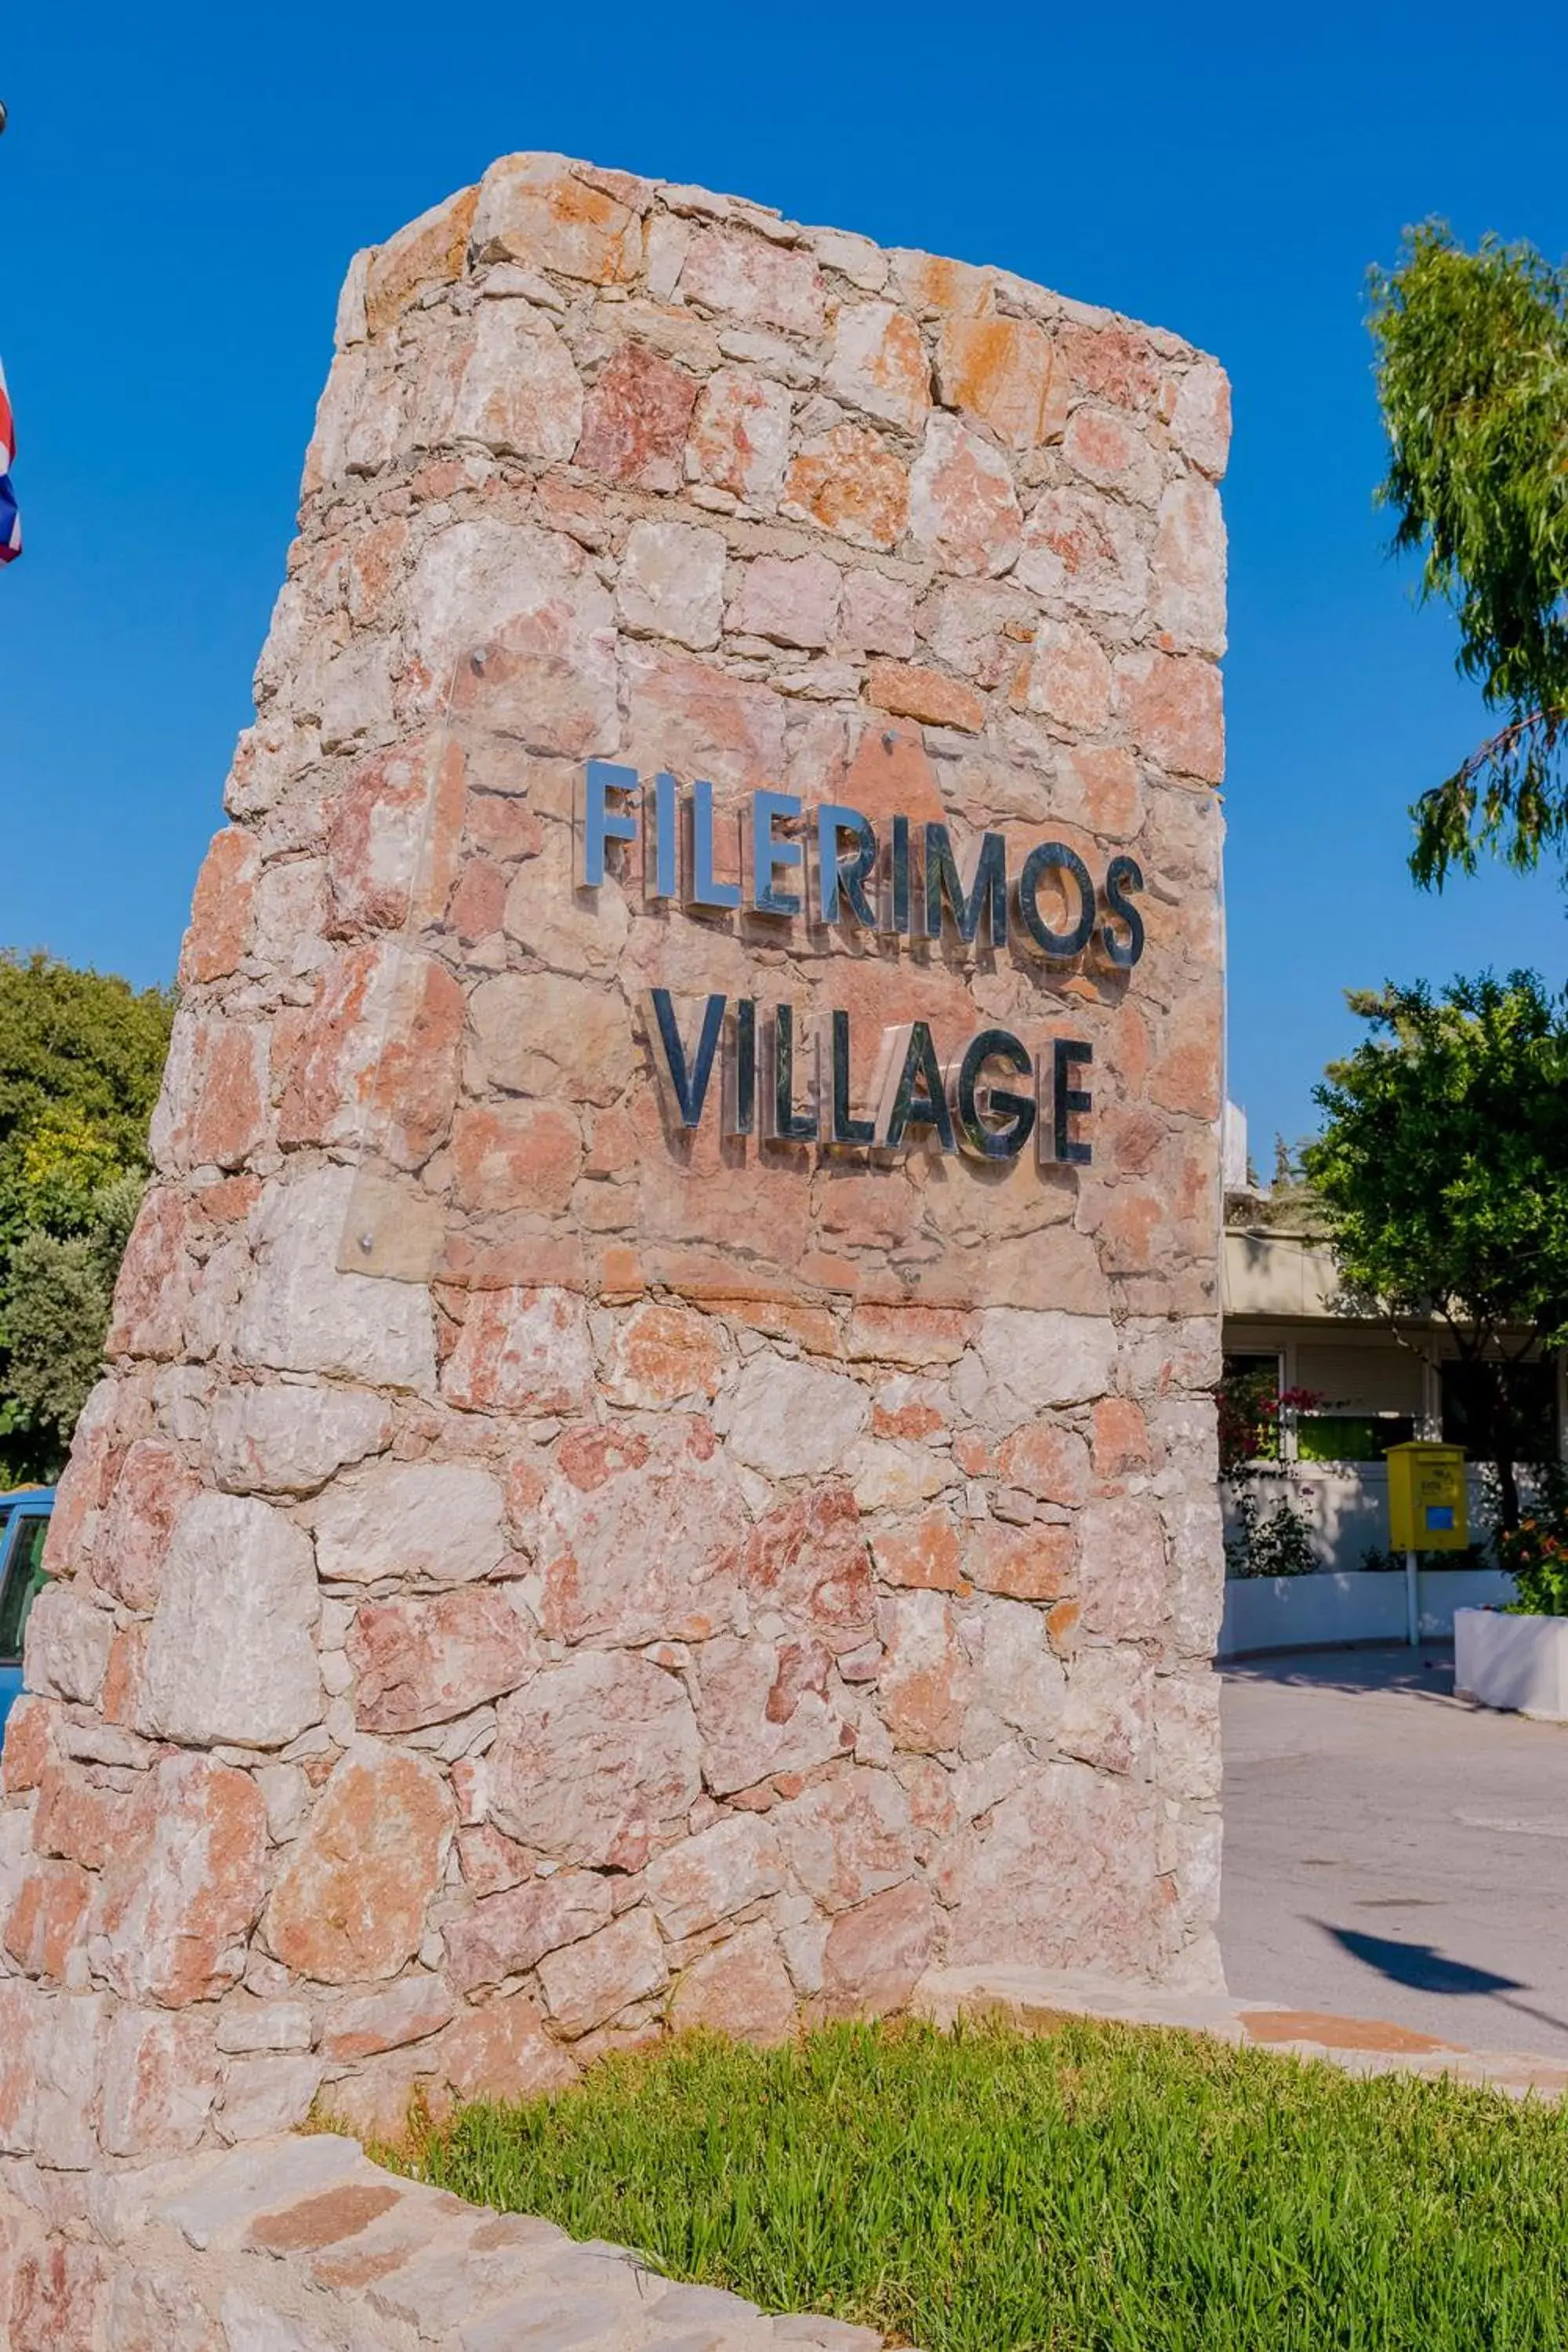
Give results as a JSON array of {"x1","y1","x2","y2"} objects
[{"x1": 1386, "y1": 1442, "x2": 1468, "y2": 1552}]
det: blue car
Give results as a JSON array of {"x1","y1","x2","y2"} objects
[{"x1": 0, "y1": 1486, "x2": 53, "y2": 1737}]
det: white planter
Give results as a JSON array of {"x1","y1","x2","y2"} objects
[
  {"x1": 1454, "y1": 1606, "x2": 1568, "y2": 1721},
  {"x1": 1219, "y1": 1569, "x2": 1516, "y2": 1659}
]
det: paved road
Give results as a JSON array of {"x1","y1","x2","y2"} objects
[{"x1": 1220, "y1": 1642, "x2": 1568, "y2": 2060}]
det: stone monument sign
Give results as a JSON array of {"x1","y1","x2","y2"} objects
[{"x1": 0, "y1": 152, "x2": 1229, "y2": 2162}]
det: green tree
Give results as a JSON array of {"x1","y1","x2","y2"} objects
[
  {"x1": 1302, "y1": 971, "x2": 1568, "y2": 1530},
  {"x1": 1368, "y1": 223, "x2": 1568, "y2": 884},
  {"x1": 0, "y1": 953, "x2": 175, "y2": 1479}
]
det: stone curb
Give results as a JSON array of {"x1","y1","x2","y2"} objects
[
  {"x1": 0, "y1": 2132, "x2": 895, "y2": 2352},
  {"x1": 913, "y1": 1965, "x2": 1568, "y2": 2099}
]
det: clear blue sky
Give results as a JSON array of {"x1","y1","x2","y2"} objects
[{"x1": 3, "y1": 0, "x2": 1566, "y2": 1156}]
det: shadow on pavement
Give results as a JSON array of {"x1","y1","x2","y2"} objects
[
  {"x1": 1221, "y1": 1642, "x2": 1465, "y2": 1704},
  {"x1": 1317, "y1": 1919, "x2": 1568, "y2": 2043}
]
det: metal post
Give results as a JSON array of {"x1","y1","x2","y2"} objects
[{"x1": 1405, "y1": 1548, "x2": 1419, "y2": 1648}]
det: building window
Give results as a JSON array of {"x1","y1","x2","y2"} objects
[
  {"x1": 1219, "y1": 1352, "x2": 1284, "y2": 1470},
  {"x1": 1439, "y1": 1360, "x2": 1558, "y2": 1464},
  {"x1": 1295, "y1": 1412, "x2": 1416, "y2": 1463}
]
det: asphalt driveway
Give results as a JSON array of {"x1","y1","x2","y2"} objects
[{"x1": 1221, "y1": 1643, "x2": 1568, "y2": 2060}]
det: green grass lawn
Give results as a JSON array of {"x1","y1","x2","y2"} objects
[{"x1": 395, "y1": 2017, "x2": 1568, "y2": 2351}]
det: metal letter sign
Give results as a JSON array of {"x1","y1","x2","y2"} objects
[{"x1": 579, "y1": 768, "x2": 1150, "y2": 1170}]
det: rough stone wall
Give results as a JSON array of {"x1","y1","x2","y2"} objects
[{"x1": 0, "y1": 154, "x2": 1229, "y2": 2171}]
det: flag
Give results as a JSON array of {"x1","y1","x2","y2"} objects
[{"x1": 0, "y1": 360, "x2": 20, "y2": 565}]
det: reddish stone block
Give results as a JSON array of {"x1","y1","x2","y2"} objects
[
  {"x1": 909, "y1": 413, "x2": 1022, "y2": 575},
  {"x1": 782, "y1": 423, "x2": 909, "y2": 552},
  {"x1": 1046, "y1": 1598, "x2": 1082, "y2": 1656},
  {"x1": 1168, "y1": 359, "x2": 1232, "y2": 479},
  {"x1": 33, "y1": 1762, "x2": 129, "y2": 1872},
  {"x1": 8, "y1": 2240, "x2": 107, "y2": 2352},
  {"x1": 328, "y1": 742, "x2": 430, "y2": 935},
  {"x1": 442, "y1": 1286, "x2": 594, "y2": 1414},
  {"x1": 821, "y1": 1880, "x2": 938, "y2": 2018},
  {"x1": 456, "y1": 1822, "x2": 535, "y2": 1898},
  {"x1": 873, "y1": 1514, "x2": 967, "y2": 1594},
  {"x1": 686, "y1": 368, "x2": 792, "y2": 504},
  {"x1": 541, "y1": 1419, "x2": 745, "y2": 1646},
  {"x1": 575, "y1": 340, "x2": 699, "y2": 492},
  {"x1": 447, "y1": 854, "x2": 508, "y2": 942},
  {"x1": 667, "y1": 1924, "x2": 797, "y2": 2043},
  {"x1": 866, "y1": 660, "x2": 985, "y2": 733},
  {"x1": 106, "y1": 1188, "x2": 191, "y2": 1360},
  {"x1": 935, "y1": 314, "x2": 1058, "y2": 448},
  {"x1": 275, "y1": 942, "x2": 384, "y2": 1149},
  {"x1": 871, "y1": 1391, "x2": 945, "y2": 1440},
  {"x1": 94, "y1": 1436, "x2": 200, "y2": 1612},
  {"x1": 877, "y1": 1594, "x2": 965, "y2": 1751},
  {"x1": 348, "y1": 1587, "x2": 540, "y2": 1733},
  {"x1": 604, "y1": 1301, "x2": 725, "y2": 1406},
  {"x1": 1119, "y1": 648, "x2": 1224, "y2": 782},
  {"x1": 166, "y1": 1018, "x2": 268, "y2": 1172},
  {"x1": 368, "y1": 956, "x2": 466, "y2": 1169},
  {"x1": 964, "y1": 1521, "x2": 1075, "y2": 1602},
  {"x1": 1063, "y1": 404, "x2": 1158, "y2": 499},
  {"x1": 473, "y1": 154, "x2": 641, "y2": 286},
  {"x1": 996, "y1": 1423, "x2": 1091, "y2": 1506},
  {"x1": 1094, "y1": 1397, "x2": 1152, "y2": 1478},
  {"x1": 99, "y1": 2009, "x2": 220, "y2": 2157},
  {"x1": 775, "y1": 1769, "x2": 915, "y2": 1913},
  {"x1": 489, "y1": 1649, "x2": 701, "y2": 1869},
  {"x1": 100, "y1": 1623, "x2": 147, "y2": 1727},
  {"x1": 731, "y1": 550, "x2": 842, "y2": 649},
  {"x1": 366, "y1": 184, "x2": 478, "y2": 336},
  {"x1": 436, "y1": 1992, "x2": 578, "y2": 2101},
  {"x1": 826, "y1": 301, "x2": 931, "y2": 433},
  {"x1": 2, "y1": 1861, "x2": 90, "y2": 1981},
  {"x1": 838, "y1": 566, "x2": 916, "y2": 656},
  {"x1": 1058, "y1": 321, "x2": 1163, "y2": 413},
  {"x1": 844, "y1": 1303, "x2": 971, "y2": 1367},
  {"x1": 742, "y1": 1485, "x2": 876, "y2": 1654},
  {"x1": 180, "y1": 826, "x2": 258, "y2": 983},
  {"x1": 96, "y1": 1755, "x2": 269, "y2": 2006},
  {"x1": 1, "y1": 1696, "x2": 54, "y2": 1796},
  {"x1": 535, "y1": 1906, "x2": 668, "y2": 2037},
  {"x1": 319, "y1": 1976, "x2": 456, "y2": 2063},
  {"x1": 1068, "y1": 745, "x2": 1143, "y2": 838},
  {"x1": 444, "y1": 1871, "x2": 612, "y2": 1994},
  {"x1": 448, "y1": 1102, "x2": 583, "y2": 1216},
  {"x1": 681, "y1": 224, "x2": 825, "y2": 337},
  {"x1": 268, "y1": 1748, "x2": 455, "y2": 1985},
  {"x1": 1008, "y1": 621, "x2": 1112, "y2": 731}
]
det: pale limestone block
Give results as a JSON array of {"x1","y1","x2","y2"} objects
[
  {"x1": 140, "y1": 1495, "x2": 321, "y2": 1750},
  {"x1": 617, "y1": 517, "x2": 727, "y2": 650},
  {"x1": 489, "y1": 1650, "x2": 701, "y2": 1867},
  {"x1": 215, "y1": 2055, "x2": 326, "y2": 2144},
  {"x1": 644, "y1": 1814, "x2": 784, "y2": 1939},
  {"x1": 236, "y1": 1163, "x2": 437, "y2": 1392},
  {"x1": 209, "y1": 1383, "x2": 394, "y2": 1497},
  {"x1": 310, "y1": 1462, "x2": 506, "y2": 1588},
  {"x1": 728, "y1": 1356, "x2": 869, "y2": 1479}
]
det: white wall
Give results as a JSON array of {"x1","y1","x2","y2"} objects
[
  {"x1": 1221, "y1": 1461, "x2": 1495, "y2": 1575},
  {"x1": 1220, "y1": 1568, "x2": 1516, "y2": 1658}
]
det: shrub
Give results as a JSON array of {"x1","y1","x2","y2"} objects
[
  {"x1": 1225, "y1": 1488, "x2": 1318, "y2": 1580},
  {"x1": 1500, "y1": 1461, "x2": 1568, "y2": 1614}
]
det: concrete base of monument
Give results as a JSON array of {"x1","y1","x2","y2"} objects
[
  {"x1": 7, "y1": 1992, "x2": 1563, "y2": 2351},
  {"x1": 913, "y1": 1965, "x2": 1568, "y2": 2097},
  {"x1": 0, "y1": 2132, "x2": 892, "y2": 2352}
]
